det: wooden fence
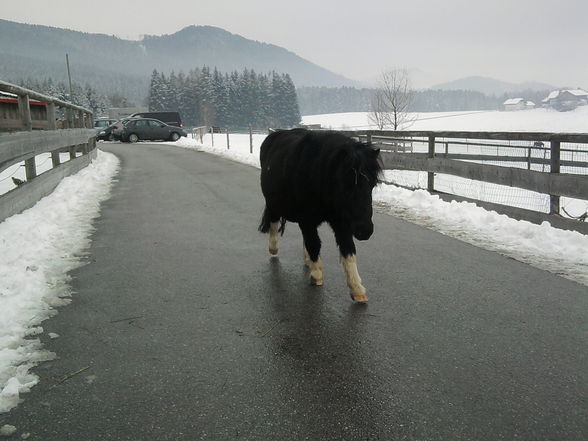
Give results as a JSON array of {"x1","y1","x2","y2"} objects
[
  {"x1": 192, "y1": 126, "x2": 264, "y2": 153},
  {"x1": 0, "y1": 80, "x2": 96, "y2": 223},
  {"x1": 338, "y1": 130, "x2": 588, "y2": 234}
]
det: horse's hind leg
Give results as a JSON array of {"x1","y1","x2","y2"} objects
[
  {"x1": 268, "y1": 221, "x2": 280, "y2": 255},
  {"x1": 260, "y1": 205, "x2": 281, "y2": 255},
  {"x1": 300, "y1": 223, "x2": 323, "y2": 286}
]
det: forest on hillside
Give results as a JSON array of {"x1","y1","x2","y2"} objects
[
  {"x1": 148, "y1": 67, "x2": 300, "y2": 128},
  {"x1": 17, "y1": 66, "x2": 301, "y2": 129},
  {"x1": 17, "y1": 77, "x2": 123, "y2": 116},
  {"x1": 297, "y1": 86, "x2": 551, "y2": 115}
]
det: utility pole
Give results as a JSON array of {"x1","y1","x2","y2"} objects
[{"x1": 65, "y1": 53, "x2": 74, "y2": 102}]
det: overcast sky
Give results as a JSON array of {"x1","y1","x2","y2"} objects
[{"x1": 2, "y1": 0, "x2": 587, "y2": 88}]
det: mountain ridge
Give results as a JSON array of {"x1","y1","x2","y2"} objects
[
  {"x1": 430, "y1": 75, "x2": 556, "y2": 96},
  {"x1": 0, "y1": 19, "x2": 357, "y2": 102}
]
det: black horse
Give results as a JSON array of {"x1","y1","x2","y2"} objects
[{"x1": 259, "y1": 128, "x2": 382, "y2": 302}]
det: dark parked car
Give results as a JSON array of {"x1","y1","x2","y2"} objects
[
  {"x1": 97, "y1": 118, "x2": 134, "y2": 141},
  {"x1": 118, "y1": 118, "x2": 187, "y2": 143},
  {"x1": 128, "y1": 111, "x2": 183, "y2": 128},
  {"x1": 94, "y1": 118, "x2": 118, "y2": 140}
]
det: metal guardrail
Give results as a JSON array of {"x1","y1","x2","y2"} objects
[{"x1": 0, "y1": 80, "x2": 97, "y2": 223}]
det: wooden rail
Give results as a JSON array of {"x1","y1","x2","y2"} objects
[
  {"x1": 191, "y1": 126, "x2": 208, "y2": 143},
  {"x1": 198, "y1": 126, "x2": 265, "y2": 153},
  {"x1": 338, "y1": 130, "x2": 588, "y2": 234},
  {"x1": 0, "y1": 80, "x2": 96, "y2": 223}
]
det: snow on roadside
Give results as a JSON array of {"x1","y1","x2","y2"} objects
[
  {"x1": 166, "y1": 134, "x2": 588, "y2": 287},
  {"x1": 0, "y1": 150, "x2": 119, "y2": 413},
  {"x1": 373, "y1": 185, "x2": 588, "y2": 286}
]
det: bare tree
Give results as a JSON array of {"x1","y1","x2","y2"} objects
[{"x1": 369, "y1": 69, "x2": 415, "y2": 130}]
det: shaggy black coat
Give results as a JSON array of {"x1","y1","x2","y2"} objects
[{"x1": 259, "y1": 128, "x2": 381, "y2": 259}]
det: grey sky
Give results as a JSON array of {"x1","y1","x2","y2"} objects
[{"x1": 2, "y1": 0, "x2": 587, "y2": 88}]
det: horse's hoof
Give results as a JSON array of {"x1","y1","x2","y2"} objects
[
  {"x1": 269, "y1": 248, "x2": 278, "y2": 255},
  {"x1": 310, "y1": 276, "x2": 324, "y2": 286},
  {"x1": 350, "y1": 292, "x2": 368, "y2": 303}
]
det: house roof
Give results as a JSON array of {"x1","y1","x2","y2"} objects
[
  {"x1": 543, "y1": 90, "x2": 560, "y2": 102},
  {"x1": 503, "y1": 98, "x2": 525, "y2": 105},
  {"x1": 542, "y1": 89, "x2": 588, "y2": 102},
  {"x1": 0, "y1": 90, "x2": 45, "y2": 105}
]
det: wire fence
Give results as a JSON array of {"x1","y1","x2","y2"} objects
[{"x1": 342, "y1": 131, "x2": 588, "y2": 226}]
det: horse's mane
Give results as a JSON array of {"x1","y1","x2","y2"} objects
[{"x1": 304, "y1": 130, "x2": 382, "y2": 187}]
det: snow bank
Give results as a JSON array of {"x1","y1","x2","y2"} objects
[
  {"x1": 0, "y1": 150, "x2": 119, "y2": 413},
  {"x1": 373, "y1": 185, "x2": 588, "y2": 285}
]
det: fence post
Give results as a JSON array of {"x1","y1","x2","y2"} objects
[
  {"x1": 427, "y1": 135, "x2": 435, "y2": 192},
  {"x1": 47, "y1": 102, "x2": 56, "y2": 130},
  {"x1": 18, "y1": 94, "x2": 33, "y2": 131},
  {"x1": 249, "y1": 125, "x2": 253, "y2": 154},
  {"x1": 549, "y1": 139, "x2": 561, "y2": 215},
  {"x1": 226, "y1": 127, "x2": 230, "y2": 150},
  {"x1": 210, "y1": 127, "x2": 214, "y2": 147},
  {"x1": 47, "y1": 103, "x2": 61, "y2": 167},
  {"x1": 64, "y1": 108, "x2": 70, "y2": 128},
  {"x1": 19, "y1": 94, "x2": 37, "y2": 180}
]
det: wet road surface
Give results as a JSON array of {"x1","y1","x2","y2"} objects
[{"x1": 2, "y1": 143, "x2": 587, "y2": 440}]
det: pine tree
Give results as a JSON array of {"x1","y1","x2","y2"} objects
[
  {"x1": 148, "y1": 69, "x2": 162, "y2": 111},
  {"x1": 212, "y1": 68, "x2": 229, "y2": 127},
  {"x1": 281, "y1": 73, "x2": 301, "y2": 127}
]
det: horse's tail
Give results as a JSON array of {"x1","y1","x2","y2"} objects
[
  {"x1": 258, "y1": 206, "x2": 272, "y2": 233},
  {"x1": 258, "y1": 207, "x2": 286, "y2": 235}
]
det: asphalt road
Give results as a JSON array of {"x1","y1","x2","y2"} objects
[{"x1": 2, "y1": 143, "x2": 587, "y2": 441}]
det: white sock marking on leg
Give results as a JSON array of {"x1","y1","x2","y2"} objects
[
  {"x1": 268, "y1": 222, "x2": 280, "y2": 254},
  {"x1": 341, "y1": 254, "x2": 366, "y2": 296}
]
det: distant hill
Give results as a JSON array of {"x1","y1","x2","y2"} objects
[
  {"x1": 431, "y1": 76, "x2": 556, "y2": 96},
  {"x1": 0, "y1": 19, "x2": 356, "y2": 103}
]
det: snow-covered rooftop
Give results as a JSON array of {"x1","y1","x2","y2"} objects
[
  {"x1": 542, "y1": 90, "x2": 560, "y2": 102},
  {"x1": 568, "y1": 89, "x2": 588, "y2": 97},
  {"x1": 503, "y1": 98, "x2": 525, "y2": 105},
  {"x1": 542, "y1": 89, "x2": 588, "y2": 102}
]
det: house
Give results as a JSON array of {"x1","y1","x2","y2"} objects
[
  {"x1": 0, "y1": 91, "x2": 48, "y2": 131},
  {"x1": 542, "y1": 89, "x2": 588, "y2": 111},
  {"x1": 503, "y1": 98, "x2": 530, "y2": 111}
]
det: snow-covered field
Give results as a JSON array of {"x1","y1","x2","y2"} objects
[
  {"x1": 301, "y1": 106, "x2": 588, "y2": 133},
  {"x1": 0, "y1": 151, "x2": 119, "y2": 414}
]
